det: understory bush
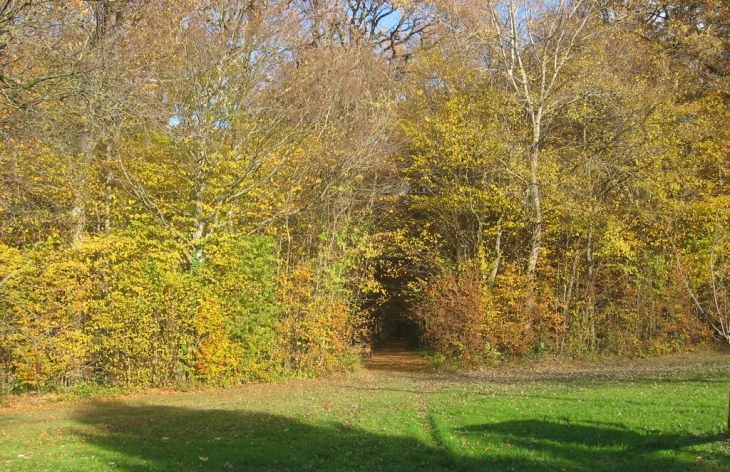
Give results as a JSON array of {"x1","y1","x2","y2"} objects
[
  {"x1": 415, "y1": 260, "x2": 712, "y2": 364},
  {"x1": 0, "y1": 233, "x2": 343, "y2": 392}
]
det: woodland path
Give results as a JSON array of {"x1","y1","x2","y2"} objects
[
  {"x1": 362, "y1": 338, "x2": 429, "y2": 373},
  {"x1": 361, "y1": 342, "x2": 730, "y2": 383}
]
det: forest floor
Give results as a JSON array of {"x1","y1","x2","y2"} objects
[
  {"x1": 1, "y1": 349, "x2": 729, "y2": 471},
  {"x1": 368, "y1": 338, "x2": 730, "y2": 381},
  {"x1": 362, "y1": 338, "x2": 430, "y2": 372}
]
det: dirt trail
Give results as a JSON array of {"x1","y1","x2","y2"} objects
[
  {"x1": 362, "y1": 338, "x2": 429, "y2": 373},
  {"x1": 361, "y1": 342, "x2": 730, "y2": 382}
]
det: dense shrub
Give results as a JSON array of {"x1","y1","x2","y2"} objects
[
  {"x1": 276, "y1": 261, "x2": 363, "y2": 375},
  {"x1": 0, "y1": 234, "x2": 292, "y2": 391},
  {"x1": 415, "y1": 258, "x2": 711, "y2": 363},
  {"x1": 415, "y1": 265, "x2": 495, "y2": 365}
]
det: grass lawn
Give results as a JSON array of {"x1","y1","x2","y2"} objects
[{"x1": 0, "y1": 353, "x2": 729, "y2": 471}]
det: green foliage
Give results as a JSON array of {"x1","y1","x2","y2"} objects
[
  {"x1": 191, "y1": 236, "x2": 281, "y2": 383},
  {"x1": 0, "y1": 233, "x2": 308, "y2": 391}
]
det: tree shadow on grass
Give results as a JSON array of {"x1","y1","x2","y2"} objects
[
  {"x1": 456, "y1": 419, "x2": 727, "y2": 471},
  {"x1": 71, "y1": 402, "x2": 727, "y2": 471},
  {"x1": 71, "y1": 401, "x2": 453, "y2": 471}
]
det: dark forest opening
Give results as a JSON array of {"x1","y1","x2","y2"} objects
[{"x1": 368, "y1": 257, "x2": 422, "y2": 350}]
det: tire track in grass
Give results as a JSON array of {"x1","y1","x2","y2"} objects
[
  {"x1": 363, "y1": 342, "x2": 451, "y2": 457},
  {"x1": 414, "y1": 384, "x2": 447, "y2": 454}
]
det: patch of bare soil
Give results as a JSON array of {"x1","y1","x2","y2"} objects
[{"x1": 362, "y1": 339, "x2": 429, "y2": 373}]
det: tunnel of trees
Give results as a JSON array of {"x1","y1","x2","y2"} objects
[{"x1": 1, "y1": 0, "x2": 729, "y2": 392}]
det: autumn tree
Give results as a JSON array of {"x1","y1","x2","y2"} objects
[
  {"x1": 113, "y1": 0, "x2": 304, "y2": 265},
  {"x1": 293, "y1": 0, "x2": 433, "y2": 58},
  {"x1": 398, "y1": 0, "x2": 715, "y2": 357},
  {"x1": 0, "y1": 1, "x2": 148, "y2": 245},
  {"x1": 619, "y1": 0, "x2": 730, "y2": 346},
  {"x1": 270, "y1": 1, "x2": 417, "y2": 365},
  {"x1": 3, "y1": 0, "x2": 730, "y2": 392}
]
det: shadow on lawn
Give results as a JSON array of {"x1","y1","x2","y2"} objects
[
  {"x1": 71, "y1": 402, "x2": 724, "y2": 471},
  {"x1": 458, "y1": 419, "x2": 725, "y2": 471},
  {"x1": 71, "y1": 402, "x2": 452, "y2": 472}
]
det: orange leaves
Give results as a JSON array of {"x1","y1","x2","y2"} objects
[
  {"x1": 415, "y1": 262, "x2": 564, "y2": 363},
  {"x1": 416, "y1": 265, "x2": 493, "y2": 365}
]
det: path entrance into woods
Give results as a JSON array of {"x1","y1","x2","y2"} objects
[
  {"x1": 362, "y1": 337, "x2": 429, "y2": 372},
  {"x1": 365, "y1": 254, "x2": 428, "y2": 372},
  {"x1": 365, "y1": 299, "x2": 427, "y2": 372},
  {"x1": 365, "y1": 277, "x2": 427, "y2": 372}
]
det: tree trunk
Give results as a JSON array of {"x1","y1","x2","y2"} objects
[
  {"x1": 564, "y1": 249, "x2": 581, "y2": 324},
  {"x1": 586, "y1": 222, "x2": 596, "y2": 350},
  {"x1": 71, "y1": 136, "x2": 95, "y2": 247},
  {"x1": 489, "y1": 219, "x2": 503, "y2": 289},
  {"x1": 104, "y1": 144, "x2": 113, "y2": 234},
  {"x1": 71, "y1": 192, "x2": 87, "y2": 245},
  {"x1": 191, "y1": 179, "x2": 206, "y2": 266},
  {"x1": 527, "y1": 111, "x2": 543, "y2": 280},
  {"x1": 525, "y1": 110, "x2": 543, "y2": 321}
]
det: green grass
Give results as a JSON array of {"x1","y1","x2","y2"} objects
[
  {"x1": 0, "y1": 363, "x2": 729, "y2": 471},
  {"x1": 428, "y1": 378, "x2": 729, "y2": 471}
]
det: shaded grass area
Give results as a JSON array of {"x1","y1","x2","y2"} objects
[
  {"x1": 428, "y1": 378, "x2": 729, "y2": 471},
  {"x1": 0, "y1": 364, "x2": 729, "y2": 471}
]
